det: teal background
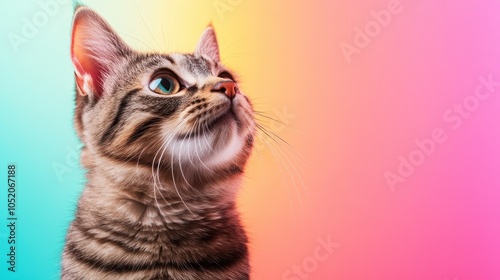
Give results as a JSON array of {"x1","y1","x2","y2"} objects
[{"x1": 0, "y1": 1, "x2": 84, "y2": 279}]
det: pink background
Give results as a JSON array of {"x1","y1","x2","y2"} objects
[
  {"x1": 236, "y1": 1, "x2": 500, "y2": 279},
  {"x1": 66, "y1": 0, "x2": 500, "y2": 279},
  {"x1": 85, "y1": 0, "x2": 500, "y2": 279}
]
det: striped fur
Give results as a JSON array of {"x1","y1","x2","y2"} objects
[{"x1": 63, "y1": 7, "x2": 255, "y2": 280}]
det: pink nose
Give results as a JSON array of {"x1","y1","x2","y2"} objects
[{"x1": 213, "y1": 81, "x2": 239, "y2": 99}]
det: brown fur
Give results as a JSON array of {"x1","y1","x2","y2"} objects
[{"x1": 62, "y1": 7, "x2": 255, "y2": 280}]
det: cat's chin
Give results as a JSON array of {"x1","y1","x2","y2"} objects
[
  {"x1": 205, "y1": 109, "x2": 237, "y2": 131},
  {"x1": 202, "y1": 129, "x2": 245, "y2": 168},
  {"x1": 163, "y1": 118, "x2": 240, "y2": 167},
  {"x1": 175, "y1": 110, "x2": 236, "y2": 140}
]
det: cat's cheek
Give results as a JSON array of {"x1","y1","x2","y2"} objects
[{"x1": 232, "y1": 94, "x2": 256, "y2": 135}]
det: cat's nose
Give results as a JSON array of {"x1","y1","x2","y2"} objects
[{"x1": 212, "y1": 81, "x2": 239, "y2": 99}]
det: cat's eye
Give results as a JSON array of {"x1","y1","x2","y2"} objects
[
  {"x1": 218, "y1": 71, "x2": 234, "y2": 81},
  {"x1": 149, "y1": 74, "x2": 181, "y2": 95}
]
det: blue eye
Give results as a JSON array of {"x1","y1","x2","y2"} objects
[{"x1": 149, "y1": 74, "x2": 180, "y2": 95}]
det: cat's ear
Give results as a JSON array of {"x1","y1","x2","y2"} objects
[
  {"x1": 71, "y1": 7, "x2": 130, "y2": 98},
  {"x1": 195, "y1": 25, "x2": 220, "y2": 62}
]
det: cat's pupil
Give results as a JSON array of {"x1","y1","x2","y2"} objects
[
  {"x1": 159, "y1": 78, "x2": 172, "y2": 92},
  {"x1": 149, "y1": 76, "x2": 177, "y2": 95}
]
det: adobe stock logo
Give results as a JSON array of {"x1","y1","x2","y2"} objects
[
  {"x1": 213, "y1": 0, "x2": 243, "y2": 20},
  {"x1": 7, "y1": 0, "x2": 70, "y2": 53},
  {"x1": 282, "y1": 235, "x2": 340, "y2": 280},
  {"x1": 52, "y1": 145, "x2": 79, "y2": 182},
  {"x1": 385, "y1": 75, "x2": 500, "y2": 191},
  {"x1": 340, "y1": 0, "x2": 408, "y2": 63}
]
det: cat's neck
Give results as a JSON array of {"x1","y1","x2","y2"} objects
[{"x1": 79, "y1": 146, "x2": 242, "y2": 228}]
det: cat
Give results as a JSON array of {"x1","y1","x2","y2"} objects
[{"x1": 62, "y1": 6, "x2": 255, "y2": 280}]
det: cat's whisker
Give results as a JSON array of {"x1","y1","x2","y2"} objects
[
  {"x1": 170, "y1": 135, "x2": 197, "y2": 217},
  {"x1": 155, "y1": 120, "x2": 187, "y2": 178},
  {"x1": 118, "y1": 32, "x2": 156, "y2": 52},
  {"x1": 155, "y1": 122, "x2": 184, "y2": 184},
  {"x1": 253, "y1": 132, "x2": 298, "y2": 219},
  {"x1": 200, "y1": 119, "x2": 216, "y2": 154},
  {"x1": 254, "y1": 115, "x2": 305, "y2": 137},
  {"x1": 151, "y1": 138, "x2": 170, "y2": 220},
  {"x1": 112, "y1": 128, "x2": 165, "y2": 177},
  {"x1": 160, "y1": 14, "x2": 174, "y2": 53},
  {"x1": 221, "y1": 52, "x2": 264, "y2": 63},
  {"x1": 258, "y1": 128, "x2": 305, "y2": 215},
  {"x1": 133, "y1": 0, "x2": 163, "y2": 51},
  {"x1": 254, "y1": 112, "x2": 296, "y2": 129},
  {"x1": 255, "y1": 123, "x2": 311, "y2": 220},
  {"x1": 135, "y1": 146, "x2": 147, "y2": 176},
  {"x1": 160, "y1": 23, "x2": 169, "y2": 53},
  {"x1": 192, "y1": 120, "x2": 212, "y2": 171},
  {"x1": 151, "y1": 122, "x2": 187, "y2": 219},
  {"x1": 185, "y1": 124, "x2": 197, "y2": 168},
  {"x1": 255, "y1": 121, "x2": 310, "y2": 165},
  {"x1": 193, "y1": 120, "x2": 225, "y2": 181},
  {"x1": 252, "y1": 136, "x2": 296, "y2": 221},
  {"x1": 154, "y1": 119, "x2": 198, "y2": 216},
  {"x1": 176, "y1": 126, "x2": 199, "y2": 194},
  {"x1": 218, "y1": 37, "x2": 256, "y2": 55},
  {"x1": 194, "y1": 119, "x2": 216, "y2": 174},
  {"x1": 185, "y1": 123, "x2": 207, "y2": 178},
  {"x1": 219, "y1": 36, "x2": 265, "y2": 62},
  {"x1": 255, "y1": 122, "x2": 310, "y2": 183},
  {"x1": 197, "y1": 119, "x2": 234, "y2": 181}
]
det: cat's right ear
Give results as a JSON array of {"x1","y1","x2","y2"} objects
[
  {"x1": 71, "y1": 7, "x2": 130, "y2": 99},
  {"x1": 195, "y1": 25, "x2": 220, "y2": 62}
]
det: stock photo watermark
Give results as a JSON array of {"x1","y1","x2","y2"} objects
[
  {"x1": 7, "y1": 0, "x2": 70, "y2": 53},
  {"x1": 52, "y1": 145, "x2": 79, "y2": 182},
  {"x1": 213, "y1": 0, "x2": 243, "y2": 20},
  {"x1": 282, "y1": 235, "x2": 340, "y2": 280},
  {"x1": 385, "y1": 74, "x2": 500, "y2": 192},
  {"x1": 340, "y1": 0, "x2": 415, "y2": 63}
]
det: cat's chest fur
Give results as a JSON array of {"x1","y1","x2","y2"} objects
[{"x1": 64, "y1": 182, "x2": 249, "y2": 279}]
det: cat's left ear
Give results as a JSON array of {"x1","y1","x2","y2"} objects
[
  {"x1": 195, "y1": 25, "x2": 220, "y2": 62},
  {"x1": 71, "y1": 7, "x2": 131, "y2": 99}
]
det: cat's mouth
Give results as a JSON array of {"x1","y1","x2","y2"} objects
[
  {"x1": 206, "y1": 109, "x2": 237, "y2": 130},
  {"x1": 177, "y1": 108, "x2": 236, "y2": 139}
]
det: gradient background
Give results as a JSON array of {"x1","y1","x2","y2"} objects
[{"x1": 1, "y1": 0, "x2": 500, "y2": 279}]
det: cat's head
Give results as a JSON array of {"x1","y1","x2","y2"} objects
[{"x1": 71, "y1": 7, "x2": 255, "y2": 176}]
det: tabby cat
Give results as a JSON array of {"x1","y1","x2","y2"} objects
[{"x1": 62, "y1": 6, "x2": 255, "y2": 280}]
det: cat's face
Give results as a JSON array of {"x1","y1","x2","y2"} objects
[{"x1": 71, "y1": 7, "x2": 255, "y2": 174}]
